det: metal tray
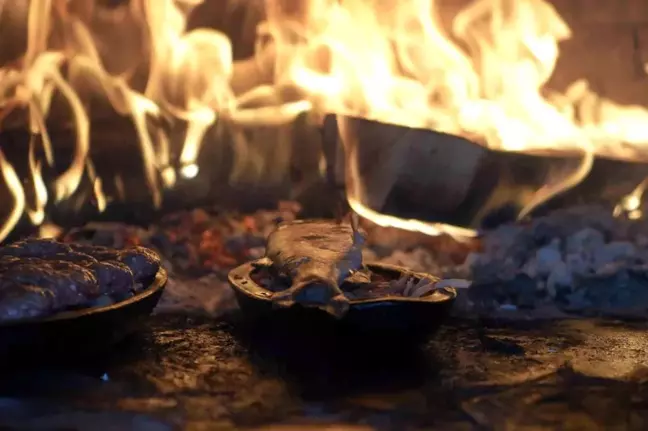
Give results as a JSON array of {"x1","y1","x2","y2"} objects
[
  {"x1": 322, "y1": 115, "x2": 648, "y2": 230},
  {"x1": 229, "y1": 260, "x2": 457, "y2": 338},
  {"x1": 0, "y1": 268, "x2": 167, "y2": 361}
]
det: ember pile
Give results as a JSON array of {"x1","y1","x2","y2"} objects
[
  {"x1": 448, "y1": 205, "x2": 648, "y2": 318},
  {"x1": 56, "y1": 203, "x2": 648, "y2": 319}
]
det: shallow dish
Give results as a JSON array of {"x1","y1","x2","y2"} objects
[
  {"x1": 0, "y1": 268, "x2": 167, "y2": 361},
  {"x1": 228, "y1": 260, "x2": 457, "y2": 336}
]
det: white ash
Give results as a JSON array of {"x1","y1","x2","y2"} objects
[
  {"x1": 546, "y1": 261, "x2": 572, "y2": 298},
  {"x1": 376, "y1": 247, "x2": 445, "y2": 274},
  {"x1": 565, "y1": 227, "x2": 604, "y2": 254},
  {"x1": 373, "y1": 205, "x2": 648, "y2": 317},
  {"x1": 463, "y1": 205, "x2": 641, "y2": 284},
  {"x1": 435, "y1": 279, "x2": 472, "y2": 289},
  {"x1": 155, "y1": 275, "x2": 237, "y2": 317}
]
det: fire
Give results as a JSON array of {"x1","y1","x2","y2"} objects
[
  {"x1": 0, "y1": 149, "x2": 25, "y2": 241},
  {"x1": 349, "y1": 195, "x2": 477, "y2": 240},
  {"x1": 26, "y1": 137, "x2": 48, "y2": 225},
  {"x1": 0, "y1": 0, "x2": 648, "y2": 241}
]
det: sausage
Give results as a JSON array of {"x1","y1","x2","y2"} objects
[{"x1": 0, "y1": 281, "x2": 56, "y2": 322}]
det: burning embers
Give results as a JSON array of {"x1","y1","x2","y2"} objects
[{"x1": 2, "y1": 0, "x2": 648, "y2": 242}]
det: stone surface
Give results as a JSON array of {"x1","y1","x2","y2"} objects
[{"x1": 2, "y1": 314, "x2": 648, "y2": 430}]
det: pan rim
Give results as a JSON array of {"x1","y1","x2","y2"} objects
[{"x1": 228, "y1": 259, "x2": 457, "y2": 306}]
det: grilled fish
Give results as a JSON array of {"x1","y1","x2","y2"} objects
[{"x1": 265, "y1": 217, "x2": 365, "y2": 318}]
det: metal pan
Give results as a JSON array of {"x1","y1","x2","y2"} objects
[
  {"x1": 322, "y1": 115, "x2": 648, "y2": 230},
  {"x1": 229, "y1": 260, "x2": 457, "y2": 339},
  {"x1": 0, "y1": 268, "x2": 167, "y2": 362}
]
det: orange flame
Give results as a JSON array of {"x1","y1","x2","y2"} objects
[{"x1": 0, "y1": 0, "x2": 647, "y2": 241}]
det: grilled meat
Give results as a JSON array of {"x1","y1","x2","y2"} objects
[
  {"x1": 84, "y1": 260, "x2": 134, "y2": 296},
  {"x1": 0, "y1": 249, "x2": 136, "y2": 296},
  {"x1": 113, "y1": 247, "x2": 161, "y2": 283},
  {"x1": 0, "y1": 238, "x2": 73, "y2": 257},
  {"x1": 2, "y1": 250, "x2": 99, "y2": 263},
  {"x1": 0, "y1": 257, "x2": 100, "y2": 308},
  {"x1": 1, "y1": 238, "x2": 160, "y2": 292},
  {"x1": 0, "y1": 281, "x2": 56, "y2": 321},
  {"x1": 68, "y1": 245, "x2": 161, "y2": 283},
  {"x1": 0, "y1": 239, "x2": 161, "y2": 322}
]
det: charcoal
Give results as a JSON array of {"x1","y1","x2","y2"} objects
[
  {"x1": 562, "y1": 270, "x2": 648, "y2": 317},
  {"x1": 593, "y1": 242, "x2": 636, "y2": 267},
  {"x1": 471, "y1": 257, "x2": 518, "y2": 284},
  {"x1": 0, "y1": 281, "x2": 56, "y2": 321},
  {"x1": 465, "y1": 282, "x2": 505, "y2": 312},
  {"x1": 565, "y1": 252, "x2": 592, "y2": 276},
  {"x1": 445, "y1": 205, "x2": 648, "y2": 315},
  {"x1": 530, "y1": 221, "x2": 563, "y2": 247},
  {"x1": 481, "y1": 225, "x2": 525, "y2": 257},
  {"x1": 629, "y1": 264, "x2": 648, "y2": 279},
  {"x1": 535, "y1": 242, "x2": 562, "y2": 276},
  {"x1": 547, "y1": 262, "x2": 573, "y2": 297},
  {"x1": 565, "y1": 227, "x2": 605, "y2": 254},
  {"x1": 505, "y1": 274, "x2": 537, "y2": 309},
  {"x1": 595, "y1": 261, "x2": 629, "y2": 277},
  {"x1": 149, "y1": 233, "x2": 174, "y2": 258},
  {"x1": 225, "y1": 235, "x2": 265, "y2": 255},
  {"x1": 561, "y1": 288, "x2": 591, "y2": 312}
]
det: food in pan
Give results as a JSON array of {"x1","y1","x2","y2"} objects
[
  {"x1": 264, "y1": 219, "x2": 365, "y2": 318},
  {"x1": 0, "y1": 281, "x2": 57, "y2": 321},
  {"x1": 67, "y1": 243, "x2": 161, "y2": 284},
  {"x1": 252, "y1": 217, "x2": 470, "y2": 319},
  {"x1": 251, "y1": 260, "x2": 464, "y2": 301},
  {"x1": 0, "y1": 239, "x2": 161, "y2": 322}
]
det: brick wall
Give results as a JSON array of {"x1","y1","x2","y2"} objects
[
  {"x1": 193, "y1": 0, "x2": 648, "y2": 106},
  {"x1": 435, "y1": 0, "x2": 648, "y2": 105},
  {"x1": 549, "y1": 0, "x2": 648, "y2": 105}
]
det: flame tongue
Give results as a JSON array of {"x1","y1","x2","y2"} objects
[{"x1": 0, "y1": 0, "x2": 648, "y2": 242}]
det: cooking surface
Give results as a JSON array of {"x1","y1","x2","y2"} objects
[
  {"x1": 1, "y1": 314, "x2": 647, "y2": 430},
  {"x1": 1, "y1": 207, "x2": 648, "y2": 430}
]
